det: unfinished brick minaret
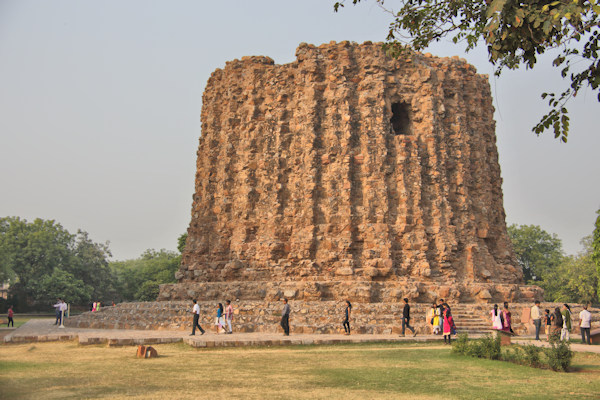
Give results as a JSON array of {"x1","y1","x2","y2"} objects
[{"x1": 159, "y1": 41, "x2": 542, "y2": 304}]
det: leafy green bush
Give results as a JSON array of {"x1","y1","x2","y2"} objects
[
  {"x1": 452, "y1": 332, "x2": 573, "y2": 372},
  {"x1": 544, "y1": 338, "x2": 574, "y2": 372},
  {"x1": 135, "y1": 280, "x2": 160, "y2": 302},
  {"x1": 452, "y1": 334, "x2": 500, "y2": 360},
  {"x1": 452, "y1": 333, "x2": 470, "y2": 355},
  {"x1": 522, "y1": 344, "x2": 542, "y2": 367},
  {"x1": 503, "y1": 346, "x2": 523, "y2": 364},
  {"x1": 479, "y1": 334, "x2": 501, "y2": 360}
]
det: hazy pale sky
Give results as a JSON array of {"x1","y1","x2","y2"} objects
[{"x1": 1, "y1": 1, "x2": 598, "y2": 260}]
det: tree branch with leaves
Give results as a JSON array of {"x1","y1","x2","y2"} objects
[{"x1": 334, "y1": 0, "x2": 600, "y2": 142}]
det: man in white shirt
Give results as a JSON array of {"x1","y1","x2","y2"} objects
[
  {"x1": 190, "y1": 299, "x2": 205, "y2": 336},
  {"x1": 579, "y1": 304, "x2": 592, "y2": 345},
  {"x1": 530, "y1": 301, "x2": 542, "y2": 340},
  {"x1": 59, "y1": 300, "x2": 68, "y2": 325}
]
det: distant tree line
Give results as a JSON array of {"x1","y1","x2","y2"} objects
[
  {"x1": 508, "y1": 208, "x2": 600, "y2": 305},
  {"x1": 3, "y1": 211, "x2": 600, "y2": 312},
  {"x1": 0, "y1": 216, "x2": 185, "y2": 312}
]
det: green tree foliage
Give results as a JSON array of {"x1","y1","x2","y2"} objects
[
  {"x1": 177, "y1": 232, "x2": 188, "y2": 254},
  {"x1": 29, "y1": 268, "x2": 92, "y2": 306},
  {"x1": 592, "y1": 209, "x2": 600, "y2": 299},
  {"x1": 542, "y1": 235, "x2": 599, "y2": 303},
  {"x1": 507, "y1": 224, "x2": 564, "y2": 283},
  {"x1": 110, "y1": 249, "x2": 180, "y2": 302},
  {"x1": 334, "y1": 0, "x2": 600, "y2": 142},
  {"x1": 0, "y1": 217, "x2": 113, "y2": 310}
]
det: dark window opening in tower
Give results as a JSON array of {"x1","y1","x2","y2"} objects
[{"x1": 390, "y1": 102, "x2": 410, "y2": 135}]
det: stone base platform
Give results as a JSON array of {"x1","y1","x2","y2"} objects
[
  {"x1": 66, "y1": 300, "x2": 494, "y2": 335},
  {"x1": 158, "y1": 280, "x2": 543, "y2": 304},
  {"x1": 63, "y1": 300, "x2": 594, "y2": 337}
]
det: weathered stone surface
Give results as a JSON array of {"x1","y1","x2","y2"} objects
[
  {"x1": 158, "y1": 40, "x2": 541, "y2": 303},
  {"x1": 66, "y1": 301, "x2": 598, "y2": 337}
]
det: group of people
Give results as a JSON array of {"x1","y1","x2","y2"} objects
[
  {"x1": 187, "y1": 297, "x2": 595, "y2": 344},
  {"x1": 530, "y1": 301, "x2": 593, "y2": 344},
  {"x1": 425, "y1": 298, "x2": 456, "y2": 344},
  {"x1": 490, "y1": 301, "x2": 594, "y2": 345},
  {"x1": 190, "y1": 299, "x2": 234, "y2": 336},
  {"x1": 294, "y1": 297, "x2": 456, "y2": 343},
  {"x1": 490, "y1": 302, "x2": 513, "y2": 333},
  {"x1": 53, "y1": 298, "x2": 68, "y2": 325}
]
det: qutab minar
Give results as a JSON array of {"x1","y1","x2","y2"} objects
[{"x1": 160, "y1": 41, "x2": 543, "y2": 304}]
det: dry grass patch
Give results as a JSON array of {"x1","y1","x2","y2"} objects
[{"x1": 0, "y1": 341, "x2": 599, "y2": 399}]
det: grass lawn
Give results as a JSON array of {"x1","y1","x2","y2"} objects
[{"x1": 0, "y1": 341, "x2": 599, "y2": 399}]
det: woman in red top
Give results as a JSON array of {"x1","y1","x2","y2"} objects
[
  {"x1": 7, "y1": 305, "x2": 14, "y2": 327},
  {"x1": 443, "y1": 308, "x2": 454, "y2": 344}
]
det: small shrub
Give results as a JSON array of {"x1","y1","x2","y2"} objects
[
  {"x1": 522, "y1": 344, "x2": 542, "y2": 368},
  {"x1": 452, "y1": 334, "x2": 501, "y2": 360},
  {"x1": 452, "y1": 333, "x2": 470, "y2": 355},
  {"x1": 503, "y1": 346, "x2": 523, "y2": 364},
  {"x1": 479, "y1": 334, "x2": 501, "y2": 360},
  {"x1": 544, "y1": 338, "x2": 573, "y2": 372}
]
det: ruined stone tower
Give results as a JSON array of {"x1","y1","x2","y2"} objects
[{"x1": 159, "y1": 41, "x2": 541, "y2": 304}]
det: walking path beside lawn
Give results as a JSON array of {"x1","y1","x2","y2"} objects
[
  {"x1": 5, "y1": 319, "x2": 599, "y2": 353},
  {"x1": 3, "y1": 318, "x2": 461, "y2": 347}
]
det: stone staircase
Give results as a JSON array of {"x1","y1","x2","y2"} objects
[{"x1": 451, "y1": 304, "x2": 492, "y2": 335}]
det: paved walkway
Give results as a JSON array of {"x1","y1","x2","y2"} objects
[
  {"x1": 4, "y1": 318, "x2": 452, "y2": 347},
  {"x1": 5, "y1": 319, "x2": 599, "y2": 353}
]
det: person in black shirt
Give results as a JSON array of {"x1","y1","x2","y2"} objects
[
  {"x1": 281, "y1": 298, "x2": 290, "y2": 336},
  {"x1": 401, "y1": 298, "x2": 417, "y2": 337},
  {"x1": 343, "y1": 300, "x2": 352, "y2": 335}
]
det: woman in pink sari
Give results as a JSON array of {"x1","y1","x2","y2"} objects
[
  {"x1": 501, "y1": 302, "x2": 512, "y2": 333},
  {"x1": 443, "y1": 308, "x2": 455, "y2": 344}
]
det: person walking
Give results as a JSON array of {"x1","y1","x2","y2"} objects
[
  {"x1": 443, "y1": 308, "x2": 455, "y2": 344},
  {"x1": 400, "y1": 298, "x2": 417, "y2": 337},
  {"x1": 490, "y1": 304, "x2": 503, "y2": 330},
  {"x1": 7, "y1": 305, "x2": 14, "y2": 327},
  {"x1": 225, "y1": 300, "x2": 233, "y2": 334},
  {"x1": 561, "y1": 304, "x2": 572, "y2": 341},
  {"x1": 531, "y1": 300, "x2": 542, "y2": 340},
  {"x1": 579, "y1": 304, "x2": 592, "y2": 345},
  {"x1": 343, "y1": 300, "x2": 352, "y2": 335},
  {"x1": 215, "y1": 303, "x2": 224, "y2": 334},
  {"x1": 190, "y1": 299, "x2": 205, "y2": 336},
  {"x1": 281, "y1": 298, "x2": 290, "y2": 336}
]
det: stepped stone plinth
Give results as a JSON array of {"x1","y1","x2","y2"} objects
[{"x1": 160, "y1": 41, "x2": 542, "y2": 304}]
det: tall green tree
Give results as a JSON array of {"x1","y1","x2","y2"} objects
[
  {"x1": 334, "y1": 0, "x2": 600, "y2": 142},
  {"x1": 110, "y1": 249, "x2": 180, "y2": 302},
  {"x1": 542, "y1": 235, "x2": 599, "y2": 303},
  {"x1": 0, "y1": 217, "x2": 113, "y2": 309},
  {"x1": 507, "y1": 224, "x2": 564, "y2": 283}
]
